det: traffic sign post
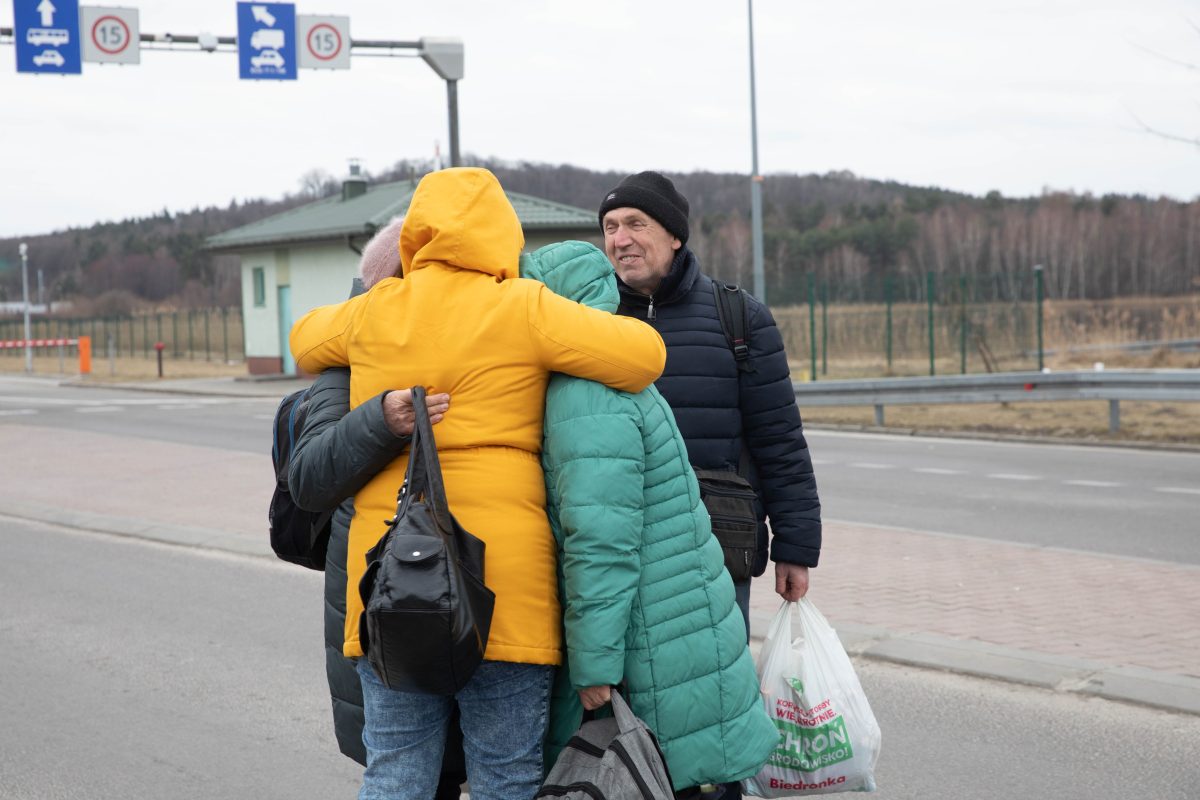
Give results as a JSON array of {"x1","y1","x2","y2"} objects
[
  {"x1": 13, "y1": 0, "x2": 82, "y2": 74},
  {"x1": 81, "y1": 6, "x2": 139, "y2": 65},
  {"x1": 297, "y1": 14, "x2": 348, "y2": 70},
  {"x1": 236, "y1": 2, "x2": 296, "y2": 81}
]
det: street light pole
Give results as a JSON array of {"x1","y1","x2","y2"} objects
[
  {"x1": 19, "y1": 242, "x2": 32, "y2": 374},
  {"x1": 420, "y1": 38, "x2": 465, "y2": 168},
  {"x1": 747, "y1": 0, "x2": 765, "y2": 302}
]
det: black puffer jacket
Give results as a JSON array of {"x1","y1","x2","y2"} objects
[
  {"x1": 288, "y1": 368, "x2": 410, "y2": 766},
  {"x1": 616, "y1": 248, "x2": 822, "y2": 572}
]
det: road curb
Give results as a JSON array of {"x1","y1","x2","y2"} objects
[{"x1": 748, "y1": 610, "x2": 1200, "y2": 717}]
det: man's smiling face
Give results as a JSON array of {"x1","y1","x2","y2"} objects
[{"x1": 602, "y1": 207, "x2": 681, "y2": 296}]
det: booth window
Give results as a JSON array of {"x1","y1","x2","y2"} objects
[{"x1": 253, "y1": 267, "x2": 266, "y2": 307}]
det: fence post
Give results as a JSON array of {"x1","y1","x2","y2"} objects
[
  {"x1": 885, "y1": 275, "x2": 893, "y2": 371},
  {"x1": 204, "y1": 309, "x2": 212, "y2": 361},
  {"x1": 959, "y1": 274, "x2": 968, "y2": 374},
  {"x1": 222, "y1": 306, "x2": 230, "y2": 363},
  {"x1": 1034, "y1": 264, "x2": 1045, "y2": 371},
  {"x1": 820, "y1": 281, "x2": 828, "y2": 376},
  {"x1": 926, "y1": 271, "x2": 936, "y2": 376},
  {"x1": 807, "y1": 273, "x2": 818, "y2": 382},
  {"x1": 172, "y1": 312, "x2": 179, "y2": 358},
  {"x1": 143, "y1": 315, "x2": 150, "y2": 358}
]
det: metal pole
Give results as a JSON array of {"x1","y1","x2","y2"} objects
[
  {"x1": 807, "y1": 273, "x2": 818, "y2": 382},
  {"x1": 447, "y1": 80, "x2": 460, "y2": 167},
  {"x1": 885, "y1": 275, "x2": 893, "y2": 371},
  {"x1": 1034, "y1": 264, "x2": 1045, "y2": 372},
  {"x1": 960, "y1": 274, "x2": 968, "y2": 374},
  {"x1": 19, "y1": 243, "x2": 32, "y2": 374},
  {"x1": 820, "y1": 282, "x2": 828, "y2": 376},
  {"x1": 747, "y1": 0, "x2": 765, "y2": 302},
  {"x1": 926, "y1": 271, "x2": 936, "y2": 376}
]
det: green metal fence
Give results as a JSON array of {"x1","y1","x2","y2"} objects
[
  {"x1": 772, "y1": 271, "x2": 1044, "y2": 380},
  {"x1": 0, "y1": 307, "x2": 245, "y2": 364}
]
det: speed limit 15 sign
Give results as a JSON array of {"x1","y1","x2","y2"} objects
[
  {"x1": 298, "y1": 15, "x2": 349, "y2": 70},
  {"x1": 81, "y1": 6, "x2": 140, "y2": 65}
]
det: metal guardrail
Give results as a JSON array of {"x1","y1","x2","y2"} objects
[{"x1": 792, "y1": 369, "x2": 1200, "y2": 433}]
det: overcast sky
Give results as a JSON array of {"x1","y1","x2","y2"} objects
[{"x1": 2, "y1": 0, "x2": 1198, "y2": 238}]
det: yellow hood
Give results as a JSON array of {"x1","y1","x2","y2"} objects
[{"x1": 399, "y1": 167, "x2": 525, "y2": 280}]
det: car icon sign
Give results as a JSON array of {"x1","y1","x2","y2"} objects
[
  {"x1": 32, "y1": 49, "x2": 65, "y2": 67},
  {"x1": 250, "y1": 49, "x2": 285, "y2": 69}
]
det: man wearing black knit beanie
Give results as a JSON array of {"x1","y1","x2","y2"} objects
[{"x1": 599, "y1": 168, "x2": 823, "y2": 719}]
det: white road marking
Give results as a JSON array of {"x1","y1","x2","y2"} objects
[
  {"x1": 253, "y1": 414, "x2": 276, "y2": 420},
  {"x1": 75, "y1": 406, "x2": 122, "y2": 414},
  {"x1": 987, "y1": 473, "x2": 1040, "y2": 481},
  {"x1": 810, "y1": 458, "x2": 835, "y2": 465},
  {"x1": 1063, "y1": 479, "x2": 1121, "y2": 488},
  {"x1": 849, "y1": 462, "x2": 895, "y2": 470},
  {"x1": 0, "y1": 409, "x2": 38, "y2": 417},
  {"x1": 159, "y1": 403, "x2": 203, "y2": 410},
  {"x1": 1154, "y1": 487, "x2": 1200, "y2": 496},
  {"x1": 913, "y1": 467, "x2": 965, "y2": 475}
]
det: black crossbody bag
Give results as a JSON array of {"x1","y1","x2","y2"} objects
[
  {"x1": 358, "y1": 386, "x2": 495, "y2": 695},
  {"x1": 694, "y1": 467, "x2": 759, "y2": 581}
]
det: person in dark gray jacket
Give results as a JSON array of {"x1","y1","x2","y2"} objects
[{"x1": 288, "y1": 219, "x2": 464, "y2": 799}]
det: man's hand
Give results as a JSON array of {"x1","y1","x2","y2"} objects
[
  {"x1": 578, "y1": 685, "x2": 612, "y2": 711},
  {"x1": 383, "y1": 389, "x2": 450, "y2": 437},
  {"x1": 775, "y1": 562, "x2": 810, "y2": 602}
]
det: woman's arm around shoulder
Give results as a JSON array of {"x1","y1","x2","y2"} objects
[
  {"x1": 526, "y1": 285, "x2": 665, "y2": 394},
  {"x1": 290, "y1": 293, "x2": 369, "y2": 375}
]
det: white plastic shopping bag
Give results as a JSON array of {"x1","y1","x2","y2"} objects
[{"x1": 741, "y1": 599, "x2": 881, "y2": 796}]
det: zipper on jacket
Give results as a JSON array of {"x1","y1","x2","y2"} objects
[{"x1": 646, "y1": 294, "x2": 656, "y2": 320}]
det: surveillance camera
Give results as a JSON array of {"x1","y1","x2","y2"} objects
[{"x1": 198, "y1": 32, "x2": 218, "y2": 52}]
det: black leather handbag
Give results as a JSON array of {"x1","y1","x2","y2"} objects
[{"x1": 359, "y1": 386, "x2": 495, "y2": 695}]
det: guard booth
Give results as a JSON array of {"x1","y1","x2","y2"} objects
[{"x1": 205, "y1": 169, "x2": 601, "y2": 376}]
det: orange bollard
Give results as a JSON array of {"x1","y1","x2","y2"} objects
[{"x1": 78, "y1": 336, "x2": 92, "y2": 375}]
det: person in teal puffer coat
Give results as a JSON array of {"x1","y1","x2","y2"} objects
[{"x1": 524, "y1": 241, "x2": 779, "y2": 793}]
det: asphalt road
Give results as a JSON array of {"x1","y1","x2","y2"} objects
[
  {"x1": 0, "y1": 375, "x2": 277, "y2": 453},
  {"x1": 804, "y1": 428, "x2": 1200, "y2": 564},
  {"x1": 2, "y1": 376, "x2": 1196, "y2": 564},
  {"x1": 2, "y1": 516, "x2": 1196, "y2": 800}
]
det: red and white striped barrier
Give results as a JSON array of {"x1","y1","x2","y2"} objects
[
  {"x1": 0, "y1": 338, "x2": 77, "y2": 349},
  {"x1": 1, "y1": 336, "x2": 92, "y2": 374}
]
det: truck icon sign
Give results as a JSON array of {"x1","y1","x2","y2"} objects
[{"x1": 250, "y1": 28, "x2": 284, "y2": 50}]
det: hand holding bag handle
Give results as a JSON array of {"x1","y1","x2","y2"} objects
[{"x1": 360, "y1": 385, "x2": 495, "y2": 695}]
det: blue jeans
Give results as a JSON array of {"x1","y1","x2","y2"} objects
[{"x1": 357, "y1": 659, "x2": 553, "y2": 800}]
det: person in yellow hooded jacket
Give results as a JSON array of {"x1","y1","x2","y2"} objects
[{"x1": 289, "y1": 167, "x2": 666, "y2": 800}]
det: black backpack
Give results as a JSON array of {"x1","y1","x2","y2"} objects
[
  {"x1": 711, "y1": 280, "x2": 754, "y2": 373},
  {"x1": 269, "y1": 387, "x2": 333, "y2": 570}
]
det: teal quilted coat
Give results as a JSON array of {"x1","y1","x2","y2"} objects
[{"x1": 524, "y1": 241, "x2": 778, "y2": 790}]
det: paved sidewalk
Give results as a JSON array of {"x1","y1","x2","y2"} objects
[
  {"x1": 748, "y1": 519, "x2": 1200, "y2": 714},
  {"x1": 9, "y1": 374, "x2": 1200, "y2": 716}
]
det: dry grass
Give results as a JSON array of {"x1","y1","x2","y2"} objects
[{"x1": 775, "y1": 294, "x2": 1200, "y2": 379}]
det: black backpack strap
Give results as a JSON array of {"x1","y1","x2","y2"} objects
[{"x1": 711, "y1": 280, "x2": 754, "y2": 373}]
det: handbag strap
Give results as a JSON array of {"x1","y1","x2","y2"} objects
[{"x1": 391, "y1": 386, "x2": 454, "y2": 535}]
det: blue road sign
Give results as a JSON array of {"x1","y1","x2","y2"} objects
[
  {"x1": 237, "y1": 2, "x2": 297, "y2": 81},
  {"x1": 14, "y1": 0, "x2": 82, "y2": 75}
]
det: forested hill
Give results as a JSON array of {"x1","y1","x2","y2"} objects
[{"x1": 1, "y1": 157, "x2": 1196, "y2": 315}]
